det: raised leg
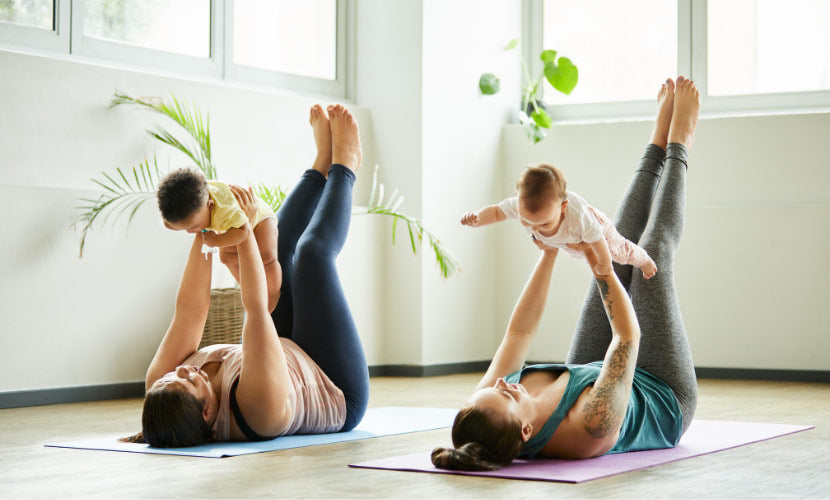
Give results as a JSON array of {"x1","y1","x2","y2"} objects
[
  {"x1": 566, "y1": 79, "x2": 675, "y2": 365},
  {"x1": 289, "y1": 105, "x2": 369, "y2": 431},
  {"x1": 627, "y1": 77, "x2": 701, "y2": 433},
  {"x1": 270, "y1": 105, "x2": 333, "y2": 337}
]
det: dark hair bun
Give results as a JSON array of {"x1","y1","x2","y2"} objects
[{"x1": 431, "y1": 442, "x2": 502, "y2": 471}]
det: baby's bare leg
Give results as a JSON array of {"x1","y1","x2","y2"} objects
[
  {"x1": 219, "y1": 246, "x2": 241, "y2": 283},
  {"x1": 254, "y1": 218, "x2": 281, "y2": 313}
]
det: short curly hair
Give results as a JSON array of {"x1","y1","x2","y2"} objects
[{"x1": 157, "y1": 168, "x2": 208, "y2": 223}]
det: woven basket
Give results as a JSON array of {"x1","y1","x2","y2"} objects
[{"x1": 199, "y1": 287, "x2": 244, "y2": 348}]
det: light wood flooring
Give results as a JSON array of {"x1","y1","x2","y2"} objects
[{"x1": 1, "y1": 375, "x2": 828, "y2": 498}]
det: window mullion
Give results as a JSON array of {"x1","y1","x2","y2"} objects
[
  {"x1": 690, "y1": 0, "x2": 708, "y2": 95},
  {"x1": 677, "y1": 0, "x2": 692, "y2": 79}
]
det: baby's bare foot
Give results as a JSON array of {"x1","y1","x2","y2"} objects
[
  {"x1": 641, "y1": 258, "x2": 657, "y2": 279},
  {"x1": 309, "y1": 104, "x2": 332, "y2": 177},
  {"x1": 650, "y1": 78, "x2": 675, "y2": 149},
  {"x1": 667, "y1": 76, "x2": 701, "y2": 149},
  {"x1": 328, "y1": 104, "x2": 362, "y2": 172}
]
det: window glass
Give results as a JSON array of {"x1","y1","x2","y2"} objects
[
  {"x1": 234, "y1": 0, "x2": 337, "y2": 80},
  {"x1": 83, "y1": 0, "x2": 210, "y2": 58},
  {"x1": 542, "y1": 0, "x2": 676, "y2": 104},
  {"x1": 0, "y1": 0, "x2": 53, "y2": 30},
  {"x1": 708, "y1": 0, "x2": 830, "y2": 96}
]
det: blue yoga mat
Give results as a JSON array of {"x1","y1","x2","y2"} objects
[{"x1": 45, "y1": 406, "x2": 457, "y2": 458}]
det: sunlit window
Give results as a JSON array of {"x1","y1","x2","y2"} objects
[
  {"x1": 0, "y1": 0, "x2": 53, "y2": 30},
  {"x1": 707, "y1": 0, "x2": 830, "y2": 96},
  {"x1": 82, "y1": 0, "x2": 210, "y2": 58},
  {"x1": 542, "y1": 0, "x2": 677, "y2": 104},
  {"x1": 233, "y1": 0, "x2": 337, "y2": 80}
]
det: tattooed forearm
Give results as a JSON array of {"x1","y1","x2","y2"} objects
[
  {"x1": 596, "y1": 278, "x2": 615, "y2": 321},
  {"x1": 581, "y1": 340, "x2": 634, "y2": 438}
]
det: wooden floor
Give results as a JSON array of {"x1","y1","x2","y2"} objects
[{"x1": 2, "y1": 374, "x2": 828, "y2": 498}]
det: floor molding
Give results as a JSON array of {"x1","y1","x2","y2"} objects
[{"x1": 3, "y1": 365, "x2": 827, "y2": 409}]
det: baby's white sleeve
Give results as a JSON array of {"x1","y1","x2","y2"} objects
[
  {"x1": 576, "y1": 205, "x2": 604, "y2": 243},
  {"x1": 498, "y1": 197, "x2": 519, "y2": 220}
]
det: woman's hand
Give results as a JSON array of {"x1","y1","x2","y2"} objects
[
  {"x1": 229, "y1": 184, "x2": 258, "y2": 224},
  {"x1": 532, "y1": 235, "x2": 559, "y2": 256},
  {"x1": 566, "y1": 241, "x2": 608, "y2": 279}
]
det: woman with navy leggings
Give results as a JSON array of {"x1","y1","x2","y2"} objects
[{"x1": 133, "y1": 104, "x2": 368, "y2": 447}]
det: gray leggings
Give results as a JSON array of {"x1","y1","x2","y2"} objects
[{"x1": 565, "y1": 143, "x2": 697, "y2": 434}]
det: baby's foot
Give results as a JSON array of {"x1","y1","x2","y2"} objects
[
  {"x1": 309, "y1": 104, "x2": 332, "y2": 177},
  {"x1": 667, "y1": 76, "x2": 701, "y2": 149},
  {"x1": 328, "y1": 104, "x2": 362, "y2": 172},
  {"x1": 641, "y1": 258, "x2": 657, "y2": 279},
  {"x1": 650, "y1": 78, "x2": 675, "y2": 149}
]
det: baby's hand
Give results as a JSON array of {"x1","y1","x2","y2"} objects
[
  {"x1": 641, "y1": 258, "x2": 657, "y2": 279},
  {"x1": 201, "y1": 231, "x2": 221, "y2": 248},
  {"x1": 460, "y1": 211, "x2": 480, "y2": 227}
]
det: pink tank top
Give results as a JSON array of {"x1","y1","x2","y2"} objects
[{"x1": 183, "y1": 338, "x2": 346, "y2": 441}]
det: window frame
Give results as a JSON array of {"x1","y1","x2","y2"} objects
[
  {"x1": 0, "y1": 0, "x2": 352, "y2": 100},
  {"x1": 527, "y1": 0, "x2": 830, "y2": 121}
]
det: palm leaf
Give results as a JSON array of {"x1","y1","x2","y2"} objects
[
  {"x1": 74, "y1": 157, "x2": 162, "y2": 258},
  {"x1": 354, "y1": 165, "x2": 460, "y2": 279},
  {"x1": 111, "y1": 91, "x2": 216, "y2": 178},
  {"x1": 253, "y1": 184, "x2": 288, "y2": 214}
]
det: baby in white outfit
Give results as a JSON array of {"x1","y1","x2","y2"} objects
[{"x1": 461, "y1": 164, "x2": 656, "y2": 278}]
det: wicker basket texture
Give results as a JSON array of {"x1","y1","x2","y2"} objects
[{"x1": 199, "y1": 287, "x2": 244, "y2": 349}]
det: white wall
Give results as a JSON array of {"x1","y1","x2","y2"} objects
[
  {"x1": 499, "y1": 112, "x2": 830, "y2": 371},
  {"x1": 420, "y1": 0, "x2": 521, "y2": 364},
  {"x1": 0, "y1": 49, "x2": 384, "y2": 392}
]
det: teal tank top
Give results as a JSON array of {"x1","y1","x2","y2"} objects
[{"x1": 504, "y1": 362, "x2": 683, "y2": 458}]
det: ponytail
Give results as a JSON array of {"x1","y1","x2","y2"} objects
[
  {"x1": 431, "y1": 442, "x2": 502, "y2": 471},
  {"x1": 431, "y1": 406, "x2": 523, "y2": 471}
]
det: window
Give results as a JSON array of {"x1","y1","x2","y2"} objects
[
  {"x1": 0, "y1": 0, "x2": 350, "y2": 99},
  {"x1": 0, "y1": 0, "x2": 53, "y2": 30},
  {"x1": 542, "y1": 0, "x2": 677, "y2": 105},
  {"x1": 707, "y1": 0, "x2": 830, "y2": 96},
  {"x1": 530, "y1": 0, "x2": 830, "y2": 119}
]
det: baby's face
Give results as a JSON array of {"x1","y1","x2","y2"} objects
[
  {"x1": 163, "y1": 202, "x2": 212, "y2": 234},
  {"x1": 517, "y1": 196, "x2": 567, "y2": 235}
]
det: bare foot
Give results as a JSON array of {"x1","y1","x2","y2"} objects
[
  {"x1": 640, "y1": 258, "x2": 657, "y2": 279},
  {"x1": 650, "y1": 78, "x2": 675, "y2": 149},
  {"x1": 667, "y1": 76, "x2": 701, "y2": 149},
  {"x1": 328, "y1": 104, "x2": 362, "y2": 172},
  {"x1": 309, "y1": 105, "x2": 332, "y2": 177}
]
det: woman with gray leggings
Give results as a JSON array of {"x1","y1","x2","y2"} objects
[{"x1": 432, "y1": 77, "x2": 701, "y2": 471}]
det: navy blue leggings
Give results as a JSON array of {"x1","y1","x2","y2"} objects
[{"x1": 270, "y1": 165, "x2": 369, "y2": 432}]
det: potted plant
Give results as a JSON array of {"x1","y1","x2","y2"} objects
[{"x1": 478, "y1": 38, "x2": 579, "y2": 143}]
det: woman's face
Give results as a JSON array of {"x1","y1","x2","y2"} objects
[
  {"x1": 151, "y1": 365, "x2": 216, "y2": 416},
  {"x1": 467, "y1": 378, "x2": 535, "y2": 429}
]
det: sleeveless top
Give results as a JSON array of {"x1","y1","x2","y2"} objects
[
  {"x1": 504, "y1": 362, "x2": 683, "y2": 458},
  {"x1": 183, "y1": 338, "x2": 346, "y2": 441}
]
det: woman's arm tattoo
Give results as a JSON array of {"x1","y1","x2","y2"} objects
[
  {"x1": 581, "y1": 340, "x2": 633, "y2": 438},
  {"x1": 597, "y1": 278, "x2": 615, "y2": 321}
]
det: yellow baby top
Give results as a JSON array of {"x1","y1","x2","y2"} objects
[{"x1": 205, "y1": 180, "x2": 276, "y2": 233}]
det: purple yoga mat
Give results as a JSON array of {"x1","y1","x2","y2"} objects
[{"x1": 349, "y1": 420, "x2": 813, "y2": 483}]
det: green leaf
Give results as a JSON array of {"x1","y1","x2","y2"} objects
[
  {"x1": 544, "y1": 56, "x2": 579, "y2": 95},
  {"x1": 504, "y1": 38, "x2": 518, "y2": 50},
  {"x1": 540, "y1": 49, "x2": 557, "y2": 62},
  {"x1": 524, "y1": 122, "x2": 547, "y2": 143},
  {"x1": 479, "y1": 73, "x2": 501, "y2": 95},
  {"x1": 531, "y1": 109, "x2": 552, "y2": 129}
]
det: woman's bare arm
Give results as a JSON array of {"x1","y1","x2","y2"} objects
[
  {"x1": 476, "y1": 248, "x2": 559, "y2": 391},
  {"x1": 145, "y1": 235, "x2": 212, "y2": 390},
  {"x1": 231, "y1": 187, "x2": 293, "y2": 434},
  {"x1": 572, "y1": 245, "x2": 641, "y2": 441}
]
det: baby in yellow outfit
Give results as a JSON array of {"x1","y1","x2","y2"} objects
[{"x1": 157, "y1": 168, "x2": 281, "y2": 312}]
